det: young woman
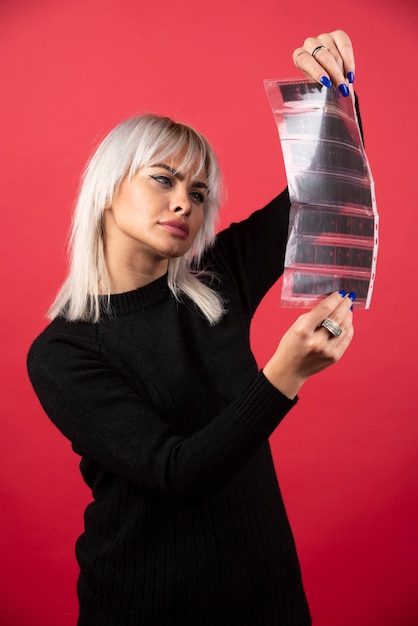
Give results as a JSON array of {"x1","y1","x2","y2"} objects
[{"x1": 28, "y1": 30, "x2": 357, "y2": 626}]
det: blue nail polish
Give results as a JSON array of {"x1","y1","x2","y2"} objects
[
  {"x1": 338, "y1": 83, "x2": 350, "y2": 97},
  {"x1": 320, "y1": 76, "x2": 332, "y2": 88},
  {"x1": 348, "y1": 292, "x2": 356, "y2": 301},
  {"x1": 347, "y1": 71, "x2": 355, "y2": 84},
  {"x1": 338, "y1": 290, "x2": 347, "y2": 297}
]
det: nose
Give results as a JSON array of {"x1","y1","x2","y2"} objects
[
  {"x1": 173, "y1": 205, "x2": 190, "y2": 215},
  {"x1": 169, "y1": 186, "x2": 192, "y2": 215}
]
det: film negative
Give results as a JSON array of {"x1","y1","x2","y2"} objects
[
  {"x1": 294, "y1": 242, "x2": 373, "y2": 269},
  {"x1": 278, "y1": 81, "x2": 325, "y2": 104},
  {"x1": 264, "y1": 78, "x2": 379, "y2": 308},
  {"x1": 286, "y1": 141, "x2": 368, "y2": 177},
  {"x1": 290, "y1": 172, "x2": 372, "y2": 207},
  {"x1": 282, "y1": 111, "x2": 360, "y2": 147},
  {"x1": 290, "y1": 271, "x2": 371, "y2": 300},
  {"x1": 295, "y1": 209, "x2": 375, "y2": 238}
]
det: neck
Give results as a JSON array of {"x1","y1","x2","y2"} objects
[{"x1": 103, "y1": 253, "x2": 169, "y2": 294}]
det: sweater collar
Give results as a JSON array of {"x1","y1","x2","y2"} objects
[{"x1": 103, "y1": 273, "x2": 170, "y2": 316}]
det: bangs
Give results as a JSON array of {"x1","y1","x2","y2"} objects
[{"x1": 128, "y1": 119, "x2": 210, "y2": 183}]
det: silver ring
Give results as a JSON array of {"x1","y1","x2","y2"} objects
[
  {"x1": 312, "y1": 45, "x2": 328, "y2": 59},
  {"x1": 321, "y1": 317, "x2": 343, "y2": 338}
]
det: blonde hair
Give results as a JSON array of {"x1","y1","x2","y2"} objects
[{"x1": 48, "y1": 114, "x2": 225, "y2": 325}]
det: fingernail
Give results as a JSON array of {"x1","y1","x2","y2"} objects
[
  {"x1": 338, "y1": 290, "x2": 347, "y2": 297},
  {"x1": 348, "y1": 292, "x2": 356, "y2": 311},
  {"x1": 338, "y1": 83, "x2": 350, "y2": 97},
  {"x1": 347, "y1": 71, "x2": 355, "y2": 84},
  {"x1": 320, "y1": 76, "x2": 332, "y2": 88}
]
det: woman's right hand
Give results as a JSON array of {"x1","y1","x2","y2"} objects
[{"x1": 263, "y1": 291, "x2": 355, "y2": 399}]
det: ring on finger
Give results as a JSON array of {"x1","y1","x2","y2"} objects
[
  {"x1": 321, "y1": 317, "x2": 343, "y2": 338},
  {"x1": 311, "y1": 45, "x2": 328, "y2": 59}
]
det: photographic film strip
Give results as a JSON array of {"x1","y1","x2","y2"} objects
[{"x1": 264, "y1": 77, "x2": 379, "y2": 308}]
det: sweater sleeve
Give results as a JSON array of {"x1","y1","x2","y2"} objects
[
  {"x1": 210, "y1": 187, "x2": 291, "y2": 317},
  {"x1": 27, "y1": 329, "x2": 297, "y2": 501}
]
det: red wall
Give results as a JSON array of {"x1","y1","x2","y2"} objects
[{"x1": 1, "y1": 1, "x2": 417, "y2": 624}]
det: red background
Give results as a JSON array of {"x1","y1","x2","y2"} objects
[{"x1": 1, "y1": 1, "x2": 417, "y2": 624}]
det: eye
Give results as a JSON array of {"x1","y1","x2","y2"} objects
[
  {"x1": 190, "y1": 191, "x2": 206, "y2": 204},
  {"x1": 149, "y1": 174, "x2": 172, "y2": 187}
]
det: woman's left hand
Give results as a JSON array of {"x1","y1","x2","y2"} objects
[{"x1": 292, "y1": 30, "x2": 355, "y2": 99}]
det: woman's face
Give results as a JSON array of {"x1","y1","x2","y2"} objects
[{"x1": 103, "y1": 151, "x2": 208, "y2": 272}]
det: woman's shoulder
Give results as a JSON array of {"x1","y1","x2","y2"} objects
[
  {"x1": 27, "y1": 317, "x2": 104, "y2": 401},
  {"x1": 32, "y1": 315, "x2": 99, "y2": 342},
  {"x1": 28, "y1": 316, "x2": 100, "y2": 366}
]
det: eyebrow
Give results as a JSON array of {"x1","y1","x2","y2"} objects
[{"x1": 150, "y1": 163, "x2": 208, "y2": 190}]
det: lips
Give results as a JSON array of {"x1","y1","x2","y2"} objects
[{"x1": 159, "y1": 220, "x2": 190, "y2": 239}]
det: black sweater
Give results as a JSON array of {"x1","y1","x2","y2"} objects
[{"x1": 27, "y1": 188, "x2": 312, "y2": 626}]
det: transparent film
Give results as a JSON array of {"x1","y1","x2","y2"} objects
[{"x1": 264, "y1": 78, "x2": 378, "y2": 308}]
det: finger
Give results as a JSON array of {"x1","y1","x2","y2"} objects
[
  {"x1": 319, "y1": 31, "x2": 355, "y2": 90},
  {"x1": 308, "y1": 290, "x2": 354, "y2": 328},
  {"x1": 317, "y1": 291, "x2": 356, "y2": 340},
  {"x1": 332, "y1": 29, "x2": 356, "y2": 84},
  {"x1": 297, "y1": 39, "x2": 350, "y2": 97},
  {"x1": 322, "y1": 317, "x2": 354, "y2": 357},
  {"x1": 293, "y1": 30, "x2": 355, "y2": 97},
  {"x1": 294, "y1": 47, "x2": 348, "y2": 96}
]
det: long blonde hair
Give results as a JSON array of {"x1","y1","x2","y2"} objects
[{"x1": 48, "y1": 114, "x2": 225, "y2": 325}]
